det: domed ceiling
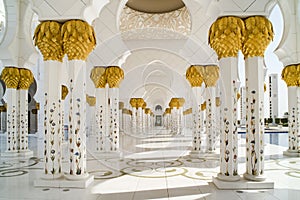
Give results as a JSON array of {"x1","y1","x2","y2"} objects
[{"x1": 126, "y1": 0, "x2": 185, "y2": 13}]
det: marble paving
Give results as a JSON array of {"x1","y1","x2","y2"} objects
[{"x1": 0, "y1": 128, "x2": 299, "y2": 200}]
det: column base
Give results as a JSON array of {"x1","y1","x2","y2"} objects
[
  {"x1": 64, "y1": 172, "x2": 90, "y2": 180},
  {"x1": 189, "y1": 150, "x2": 202, "y2": 155},
  {"x1": 216, "y1": 173, "x2": 241, "y2": 182},
  {"x1": 34, "y1": 174, "x2": 94, "y2": 188},
  {"x1": 93, "y1": 151, "x2": 122, "y2": 158},
  {"x1": 1, "y1": 151, "x2": 19, "y2": 157},
  {"x1": 18, "y1": 150, "x2": 33, "y2": 157},
  {"x1": 41, "y1": 173, "x2": 63, "y2": 180},
  {"x1": 213, "y1": 176, "x2": 274, "y2": 189},
  {"x1": 243, "y1": 173, "x2": 266, "y2": 182},
  {"x1": 283, "y1": 150, "x2": 300, "y2": 157}
]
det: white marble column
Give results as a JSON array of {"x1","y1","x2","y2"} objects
[
  {"x1": 282, "y1": 65, "x2": 300, "y2": 156},
  {"x1": 1, "y1": 109, "x2": 6, "y2": 132},
  {"x1": 206, "y1": 87, "x2": 217, "y2": 152},
  {"x1": 142, "y1": 109, "x2": 147, "y2": 133},
  {"x1": 5, "y1": 88, "x2": 19, "y2": 154},
  {"x1": 66, "y1": 60, "x2": 88, "y2": 179},
  {"x1": 96, "y1": 88, "x2": 106, "y2": 151},
  {"x1": 43, "y1": 61, "x2": 63, "y2": 179},
  {"x1": 0, "y1": 67, "x2": 20, "y2": 156},
  {"x1": 18, "y1": 89, "x2": 31, "y2": 154},
  {"x1": 217, "y1": 57, "x2": 240, "y2": 181},
  {"x1": 192, "y1": 87, "x2": 202, "y2": 152},
  {"x1": 108, "y1": 88, "x2": 119, "y2": 151},
  {"x1": 197, "y1": 65, "x2": 219, "y2": 153},
  {"x1": 33, "y1": 20, "x2": 65, "y2": 179},
  {"x1": 131, "y1": 107, "x2": 137, "y2": 133},
  {"x1": 209, "y1": 16, "x2": 245, "y2": 182},
  {"x1": 243, "y1": 16, "x2": 273, "y2": 181},
  {"x1": 137, "y1": 107, "x2": 143, "y2": 134},
  {"x1": 243, "y1": 57, "x2": 266, "y2": 181}
]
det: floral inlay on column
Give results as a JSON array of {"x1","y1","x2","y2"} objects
[
  {"x1": 106, "y1": 66, "x2": 124, "y2": 151},
  {"x1": 0, "y1": 67, "x2": 20, "y2": 153},
  {"x1": 243, "y1": 16, "x2": 273, "y2": 181},
  {"x1": 33, "y1": 20, "x2": 64, "y2": 178},
  {"x1": 209, "y1": 16, "x2": 244, "y2": 181},
  {"x1": 186, "y1": 65, "x2": 203, "y2": 151},
  {"x1": 18, "y1": 68, "x2": 34, "y2": 152},
  {"x1": 61, "y1": 19, "x2": 96, "y2": 178},
  {"x1": 198, "y1": 65, "x2": 219, "y2": 152},
  {"x1": 282, "y1": 64, "x2": 300, "y2": 153},
  {"x1": 90, "y1": 67, "x2": 107, "y2": 151}
]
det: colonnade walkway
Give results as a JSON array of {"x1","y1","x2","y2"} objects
[{"x1": 0, "y1": 128, "x2": 299, "y2": 200}]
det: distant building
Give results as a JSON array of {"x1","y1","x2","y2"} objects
[{"x1": 269, "y1": 74, "x2": 279, "y2": 122}]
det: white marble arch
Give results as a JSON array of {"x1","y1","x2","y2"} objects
[
  {"x1": 0, "y1": 0, "x2": 37, "y2": 69},
  {"x1": 119, "y1": 59, "x2": 194, "y2": 111}
]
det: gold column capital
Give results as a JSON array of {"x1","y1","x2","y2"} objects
[
  {"x1": 18, "y1": 68, "x2": 34, "y2": 90},
  {"x1": 130, "y1": 98, "x2": 137, "y2": 108},
  {"x1": 169, "y1": 98, "x2": 178, "y2": 109},
  {"x1": 142, "y1": 102, "x2": 147, "y2": 109},
  {"x1": 119, "y1": 102, "x2": 124, "y2": 110},
  {"x1": 209, "y1": 16, "x2": 245, "y2": 59},
  {"x1": 90, "y1": 67, "x2": 106, "y2": 88},
  {"x1": 165, "y1": 108, "x2": 171, "y2": 114},
  {"x1": 282, "y1": 64, "x2": 299, "y2": 87},
  {"x1": 169, "y1": 98, "x2": 184, "y2": 109},
  {"x1": 200, "y1": 65, "x2": 219, "y2": 87},
  {"x1": 61, "y1": 85, "x2": 69, "y2": 100},
  {"x1": 106, "y1": 66, "x2": 124, "y2": 88},
  {"x1": 136, "y1": 98, "x2": 145, "y2": 108},
  {"x1": 86, "y1": 95, "x2": 96, "y2": 106},
  {"x1": 145, "y1": 108, "x2": 151, "y2": 114},
  {"x1": 178, "y1": 98, "x2": 185, "y2": 108},
  {"x1": 33, "y1": 21, "x2": 64, "y2": 62},
  {"x1": 61, "y1": 20, "x2": 96, "y2": 61},
  {"x1": 242, "y1": 16, "x2": 274, "y2": 58},
  {"x1": 183, "y1": 108, "x2": 192, "y2": 115},
  {"x1": 186, "y1": 65, "x2": 203, "y2": 87},
  {"x1": 1, "y1": 67, "x2": 20, "y2": 89}
]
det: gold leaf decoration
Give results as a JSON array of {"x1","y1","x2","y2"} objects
[
  {"x1": 33, "y1": 21, "x2": 64, "y2": 61},
  {"x1": 209, "y1": 16, "x2": 245, "y2": 59},
  {"x1": 1, "y1": 67, "x2": 20, "y2": 89},
  {"x1": 145, "y1": 108, "x2": 151, "y2": 114},
  {"x1": 18, "y1": 68, "x2": 34, "y2": 90},
  {"x1": 242, "y1": 16, "x2": 274, "y2": 58},
  {"x1": 186, "y1": 65, "x2": 203, "y2": 87},
  {"x1": 136, "y1": 98, "x2": 145, "y2": 108},
  {"x1": 130, "y1": 98, "x2": 137, "y2": 108},
  {"x1": 282, "y1": 64, "x2": 299, "y2": 87},
  {"x1": 61, "y1": 20, "x2": 96, "y2": 60},
  {"x1": 90, "y1": 67, "x2": 106, "y2": 88},
  {"x1": 201, "y1": 65, "x2": 219, "y2": 87},
  {"x1": 106, "y1": 66, "x2": 124, "y2": 88}
]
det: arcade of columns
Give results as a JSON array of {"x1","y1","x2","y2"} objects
[
  {"x1": 129, "y1": 98, "x2": 154, "y2": 134},
  {"x1": 0, "y1": 67, "x2": 34, "y2": 156},
  {"x1": 1, "y1": 11, "x2": 300, "y2": 188}
]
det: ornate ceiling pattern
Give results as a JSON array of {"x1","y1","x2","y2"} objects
[{"x1": 119, "y1": 6, "x2": 191, "y2": 40}]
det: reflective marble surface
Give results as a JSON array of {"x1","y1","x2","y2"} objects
[{"x1": 0, "y1": 127, "x2": 299, "y2": 200}]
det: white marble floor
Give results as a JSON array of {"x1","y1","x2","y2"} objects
[{"x1": 0, "y1": 128, "x2": 300, "y2": 200}]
